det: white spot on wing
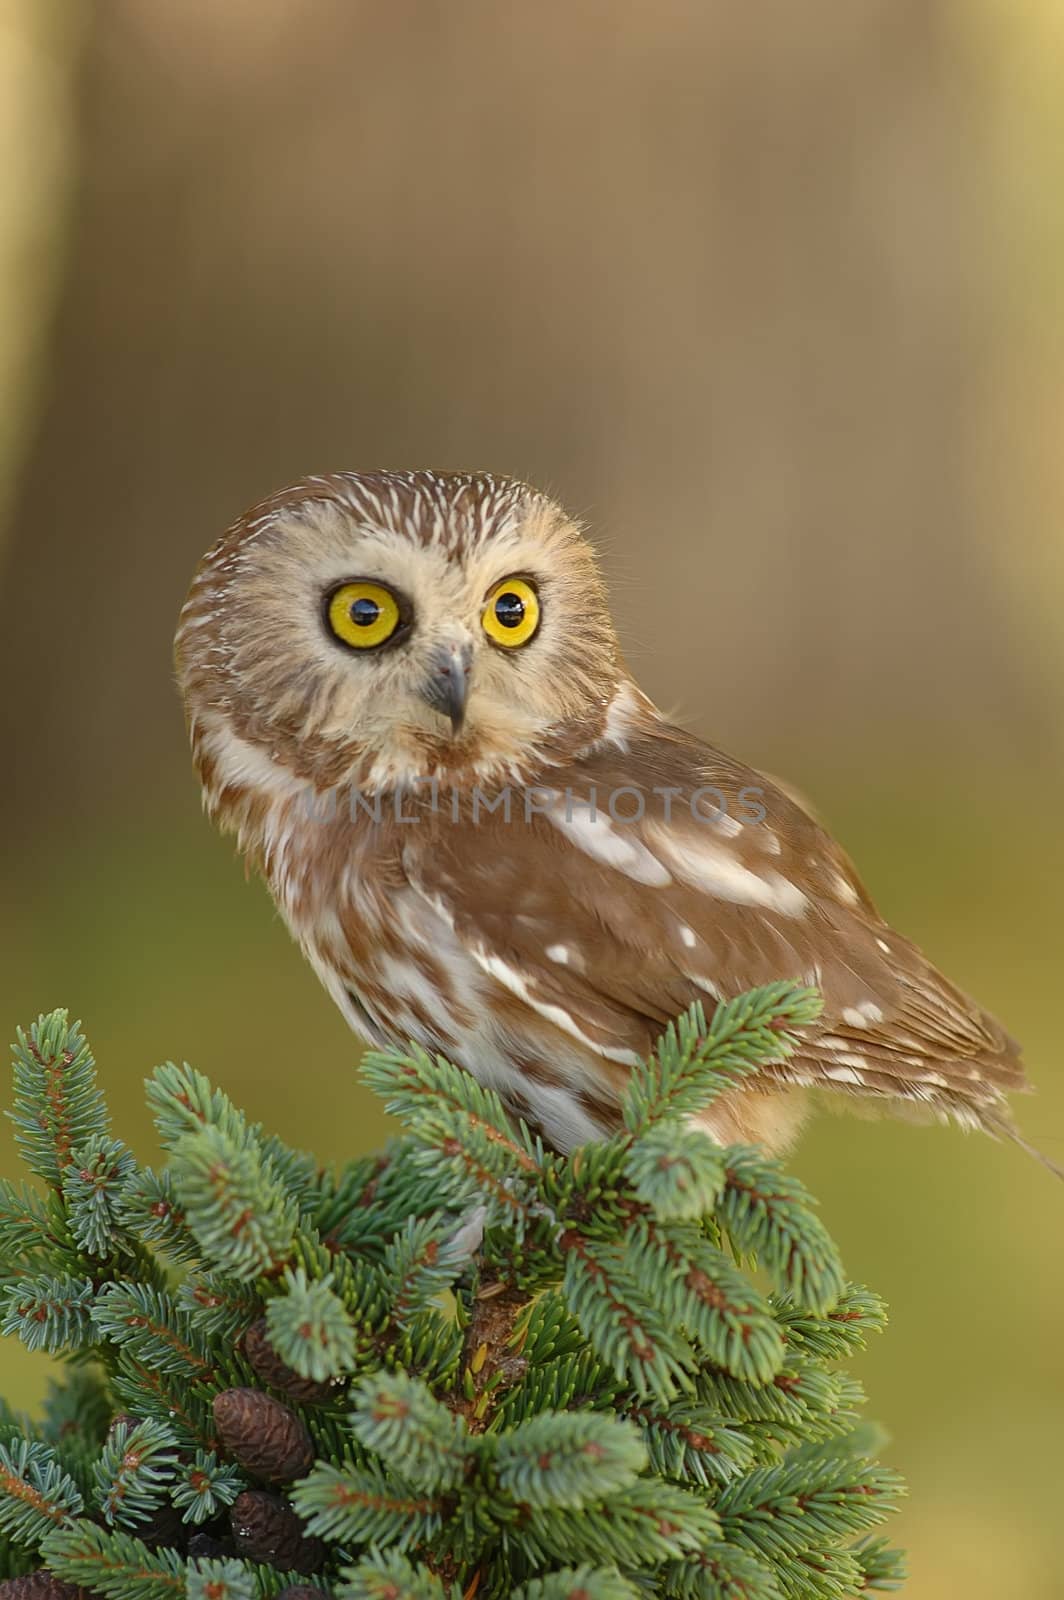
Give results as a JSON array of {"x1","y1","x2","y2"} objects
[
  {"x1": 841, "y1": 1002, "x2": 884, "y2": 1029},
  {"x1": 692, "y1": 976, "x2": 723, "y2": 1000},
  {"x1": 831, "y1": 872, "x2": 860, "y2": 906},
  {"x1": 475, "y1": 952, "x2": 642, "y2": 1066},
  {"x1": 650, "y1": 827, "x2": 808, "y2": 916},
  {"x1": 548, "y1": 805, "x2": 672, "y2": 887},
  {"x1": 823, "y1": 1064, "x2": 864, "y2": 1085},
  {"x1": 546, "y1": 944, "x2": 571, "y2": 965}
]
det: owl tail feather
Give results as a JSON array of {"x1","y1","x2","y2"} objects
[{"x1": 979, "y1": 1107, "x2": 1064, "y2": 1182}]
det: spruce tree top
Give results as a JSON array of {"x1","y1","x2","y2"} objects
[{"x1": 0, "y1": 983, "x2": 905, "y2": 1599}]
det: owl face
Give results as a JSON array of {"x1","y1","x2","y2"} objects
[{"x1": 177, "y1": 472, "x2": 621, "y2": 791}]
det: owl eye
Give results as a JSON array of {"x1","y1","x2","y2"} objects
[
  {"x1": 482, "y1": 577, "x2": 541, "y2": 649},
  {"x1": 325, "y1": 581, "x2": 405, "y2": 650}
]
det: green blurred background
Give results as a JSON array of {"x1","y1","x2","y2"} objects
[{"x1": 1, "y1": 2, "x2": 1062, "y2": 1592}]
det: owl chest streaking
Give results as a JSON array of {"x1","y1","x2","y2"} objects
[{"x1": 175, "y1": 469, "x2": 1037, "y2": 1160}]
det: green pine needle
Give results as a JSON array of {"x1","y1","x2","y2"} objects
[
  {"x1": 622, "y1": 985, "x2": 822, "y2": 1134},
  {"x1": 170, "y1": 1450, "x2": 245, "y2": 1525},
  {"x1": 168, "y1": 1124, "x2": 298, "y2": 1280},
  {"x1": 9, "y1": 1012, "x2": 108, "y2": 1190},
  {"x1": 512, "y1": 1568, "x2": 640, "y2": 1600},
  {"x1": 0, "y1": 1439, "x2": 83, "y2": 1547},
  {"x1": 41, "y1": 1520, "x2": 186, "y2": 1600},
  {"x1": 718, "y1": 1152, "x2": 846, "y2": 1316},
  {"x1": 185, "y1": 1558, "x2": 261, "y2": 1600},
  {"x1": 337, "y1": 1548, "x2": 450, "y2": 1598},
  {"x1": 493, "y1": 1411, "x2": 646, "y2": 1508},
  {"x1": 0, "y1": 1273, "x2": 96, "y2": 1355},
  {"x1": 292, "y1": 1460, "x2": 445, "y2": 1549},
  {"x1": 624, "y1": 1124, "x2": 727, "y2": 1221},
  {"x1": 92, "y1": 1419, "x2": 180, "y2": 1529},
  {"x1": 61, "y1": 1136, "x2": 138, "y2": 1258},
  {"x1": 266, "y1": 1267, "x2": 358, "y2": 1383},
  {"x1": 349, "y1": 1372, "x2": 471, "y2": 1492}
]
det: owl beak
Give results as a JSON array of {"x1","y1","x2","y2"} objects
[{"x1": 419, "y1": 639, "x2": 474, "y2": 735}]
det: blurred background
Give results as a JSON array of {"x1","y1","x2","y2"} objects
[{"x1": 1, "y1": 1, "x2": 1062, "y2": 1592}]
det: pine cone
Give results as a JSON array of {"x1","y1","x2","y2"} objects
[
  {"x1": 243, "y1": 1319, "x2": 339, "y2": 1406},
  {"x1": 230, "y1": 1490, "x2": 326, "y2": 1573},
  {"x1": 213, "y1": 1387, "x2": 315, "y2": 1483},
  {"x1": 0, "y1": 1576, "x2": 92, "y2": 1600},
  {"x1": 275, "y1": 1588, "x2": 330, "y2": 1600}
]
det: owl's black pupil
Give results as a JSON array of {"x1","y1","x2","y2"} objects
[
  {"x1": 350, "y1": 597, "x2": 381, "y2": 628},
  {"x1": 494, "y1": 592, "x2": 525, "y2": 628}
]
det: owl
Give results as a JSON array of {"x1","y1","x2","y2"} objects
[{"x1": 175, "y1": 470, "x2": 1043, "y2": 1161}]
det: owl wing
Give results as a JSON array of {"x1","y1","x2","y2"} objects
[{"x1": 398, "y1": 720, "x2": 1028, "y2": 1133}]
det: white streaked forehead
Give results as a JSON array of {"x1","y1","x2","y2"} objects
[
  {"x1": 249, "y1": 471, "x2": 539, "y2": 556},
  {"x1": 239, "y1": 495, "x2": 567, "y2": 624}
]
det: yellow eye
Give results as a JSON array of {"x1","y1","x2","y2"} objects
[
  {"x1": 326, "y1": 582, "x2": 403, "y2": 650},
  {"x1": 482, "y1": 577, "x2": 541, "y2": 649}
]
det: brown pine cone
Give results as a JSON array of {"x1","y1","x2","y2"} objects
[
  {"x1": 213, "y1": 1387, "x2": 315, "y2": 1483},
  {"x1": 0, "y1": 1576, "x2": 92, "y2": 1600},
  {"x1": 243, "y1": 1319, "x2": 339, "y2": 1406},
  {"x1": 229, "y1": 1490, "x2": 326, "y2": 1573}
]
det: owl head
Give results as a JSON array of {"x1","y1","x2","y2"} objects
[{"x1": 176, "y1": 471, "x2": 623, "y2": 795}]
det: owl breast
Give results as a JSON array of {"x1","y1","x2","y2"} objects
[{"x1": 261, "y1": 788, "x2": 625, "y2": 1150}]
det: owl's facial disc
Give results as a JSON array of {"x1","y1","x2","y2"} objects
[{"x1": 177, "y1": 474, "x2": 625, "y2": 792}]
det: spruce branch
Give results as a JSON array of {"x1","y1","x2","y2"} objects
[
  {"x1": 336, "y1": 1549, "x2": 450, "y2": 1598},
  {"x1": 38, "y1": 1522, "x2": 185, "y2": 1600},
  {"x1": 0, "y1": 1181, "x2": 73, "y2": 1269},
  {"x1": 89, "y1": 1284, "x2": 214, "y2": 1383},
  {"x1": 349, "y1": 1373, "x2": 470, "y2": 1492},
  {"x1": 0, "y1": 1443, "x2": 82, "y2": 1548},
  {"x1": 61, "y1": 1138, "x2": 138, "y2": 1259},
  {"x1": 39, "y1": 1370, "x2": 112, "y2": 1461},
  {"x1": 716, "y1": 1458, "x2": 906, "y2": 1563},
  {"x1": 718, "y1": 1152, "x2": 845, "y2": 1316},
  {"x1": 621, "y1": 1221, "x2": 785, "y2": 1385},
  {"x1": 266, "y1": 1270, "x2": 357, "y2": 1385},
  {"x1": 92, "y1": 1421, "x2": 180, "y2": 1530},
  {"x1": 168, "y1": 1126, "x2": 298, "y2": 1281},
  {"x1": 169, "y1": 1452, "x2": 245, "y2": 1526},
  {"x1": 184, "y1": 1558, "x2": 256, "y2": 1600},
  {"x1": 513, "y1": 1479, "x2": 720, "y2": 1569},
  {"x1": 0, "y1": 1277, "x2": 95, "y2": 1356},
  {"x1": 622, "y1": 986, "x2": 822, "y2": 1134},
  {"x1": 0, "y1": 992, "x2": 906, "y2": 1597},
  {"x1": 559, "y1": 1234, "x2": 694, "y2": 1399},
  {"x1": 290, "y1": 1463, "x2": 444, "y2": 1550},
  {"x1": 492, "y1": 1411, "x2": 646, "y2": 1509},
  {"x1": 511, "y1": 1570, "x2": 639, "y2": 1600},
  {"x1": 623, "y1": 1125, "x2": 727, "y2": 1223},
  {"x1": 9, "y1": 1015, "x2": 107, "y2": 1191}
]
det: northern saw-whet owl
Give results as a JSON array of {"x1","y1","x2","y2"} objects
[{"x1": 175, "y1": 470, "x2": 1040, "y2": 1160}]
